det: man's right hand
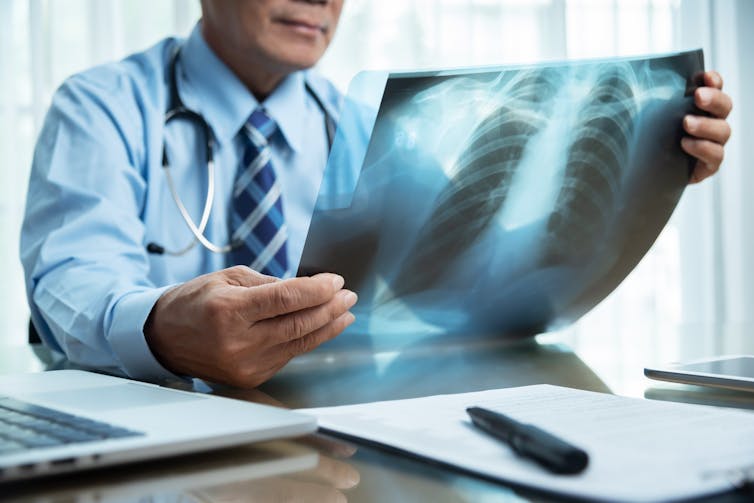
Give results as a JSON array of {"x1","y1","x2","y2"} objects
[{"x1": 144, "y1": 266, "x2": 357, "y2": 388}]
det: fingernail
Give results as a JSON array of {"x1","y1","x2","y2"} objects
[
  {"x1": 684, "y1": 115, "x2": 698, "y2": 132},
  {"x1": 697, "y1": 87, "x2": 712, "y2": 105},
  {"x1": 330, "y1": 274, "x2": 345, "y2": 290},
  {"x1": 341, "y1": 290, "x2": 358, "y2": 307},
  {"x1": 343, "y1": 467, "x2": 361, "y2": 487}
]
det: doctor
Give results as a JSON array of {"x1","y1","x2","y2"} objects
[{"x1": 21, "y1": 0, "x2": 732, "y2": 388}]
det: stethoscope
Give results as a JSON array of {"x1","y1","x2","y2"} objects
[{"x1": 146, "y1": 46, "x2": 336, "y2": 256}]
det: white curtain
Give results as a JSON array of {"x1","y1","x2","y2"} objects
[{"x1": 1, "y1": 1, "x2": 749, "y2": 370}]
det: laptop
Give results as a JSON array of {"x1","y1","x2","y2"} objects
[{"x1": 0, "y1": 370, "x2": 316, "y2": 482}]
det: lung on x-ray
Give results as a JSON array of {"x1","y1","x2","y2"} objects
[{"x1": 299, "y1": 50, "x2": 704, "y2": 350}]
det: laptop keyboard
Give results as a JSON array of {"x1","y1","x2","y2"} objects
[{"x1": 0, "y1": 396, "x2": 143, "y2": 456}]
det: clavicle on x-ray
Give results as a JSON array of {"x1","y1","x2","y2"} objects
[{"x1": 299, "y1": 50, "x2": 704, "y2": 351}]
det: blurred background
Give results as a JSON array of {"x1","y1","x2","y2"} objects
[{"x1": 0, "y1": 0, "x2": 751, "y2": 388}]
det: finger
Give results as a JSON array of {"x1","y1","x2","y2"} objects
[
  {"x1": 681, "y1": 137, "x2": 724, "y2": 170},
  {"x1": 695, "y1": 87, "x2": 733, "y2": 119},
  {"x1": 703, "y1": 70, "x2": 723, "y2": 89},
  {"x1": 683, "y1": 115, "x2": 731, "y2": 145},
  {"x1": 293, "y1": 455, "x2": 361, "y2": 490},
  {"x1": 689, "y1": 160, "x2": 719, "y2": 184},
  {"x1": 687, "y1": 168, "x2": 702, "y2": 184},
  {"x1": 246, "y1": 273, "x2": 345, "y2": 319},
  {"x1": 240, "y1": 310, "x2": 356, "y2": 385},
  {"x1": 197, "y1": 477, "x2": 347, "y2": 503},
  {"x1": 223, "y1": 265, "x2": 279, "y2": 288},
  {"x1": 214, "y1": 386, "x2": 287, "y2": 408},
  {"x1": 300, "y1": 433, "x2": 359, "y2": 459},
  {"x1": 255, "y1": 289, "x2": 358, "y2": 345},
  {"x1": 280, "y1": 311, "x2": 355, "y2": 360}
]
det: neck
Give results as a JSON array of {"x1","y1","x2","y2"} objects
[{"x1": 201, "y1": 23, "x2": 286, "y2": 101}]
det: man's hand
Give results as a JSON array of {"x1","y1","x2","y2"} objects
[
  {"x1": 682, "y1": 70, "x2": 733, "y2": 184},
  {"x1": 144, "y1": 266, "x2": 357, "y2": 387}
]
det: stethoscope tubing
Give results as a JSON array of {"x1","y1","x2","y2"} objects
[{"x1": 148, "y1": 45, "x2": 335, "y2": 256}]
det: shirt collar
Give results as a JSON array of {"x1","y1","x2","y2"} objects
[
  {"x1": 262, "y1": 72, "x2": 307, "y2": 152},
  {"x1": 177, "y1": 23, "x2": 309, "y2": 151},
  {"x1": 177, "y1": 24, "x2": 255, "y2": 144}
]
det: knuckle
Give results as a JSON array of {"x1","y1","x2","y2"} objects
[
  {"x1": 273, "y1": 284, "x2": 300, "y2": 312},
  {"x1": 300, "y1": 334, "x2": 322, "y2": 354},
  {"x1": 224, "y1": 265, "x2": 250, "y2": 286},
  {"x1": 289, "y1": 314, "x2": 310, "y2": 338},
  {"x1": 228, "y1": 265, "x2": 250, "y2": 275}
]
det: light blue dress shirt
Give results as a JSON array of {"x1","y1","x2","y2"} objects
[{"x1": 20, "y1": 25, "x2": 345, "y2": 381}]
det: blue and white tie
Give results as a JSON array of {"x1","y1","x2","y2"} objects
[{"x1": 230, "y1": 108, "x2": 289, "y2": 277}]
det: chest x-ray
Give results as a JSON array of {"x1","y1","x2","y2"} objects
[{"x1": 300, "y1": 50, "x2": 704, "y2": 351}]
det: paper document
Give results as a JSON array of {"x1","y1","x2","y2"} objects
[{"x1": 300, "y1": 385, "x2": 754, "y2": 502}]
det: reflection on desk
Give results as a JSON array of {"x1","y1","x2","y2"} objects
[
  {"x1": 2, "y1": 441, "x2": 327, "y2": 502},
  {"x1": 645, "y1": 383, "x2": 754, "y2": 410},
  {"x1": 252, "y1": 338, "x2": 611, "y2": 408},
  {"x1": 4, "y1": 337, "x2": 753, "y2": 502}
]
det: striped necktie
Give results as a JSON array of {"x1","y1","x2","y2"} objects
[{"x1": 230, "y1": 108, "x2": 289, "y2": 277}]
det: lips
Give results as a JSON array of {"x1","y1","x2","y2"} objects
[{"x1": 274, "y1": 16, "x2": 328, "y2": 35}]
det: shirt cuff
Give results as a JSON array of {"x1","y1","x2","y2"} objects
[{"x1": 107, "y1": 285, "x2": 184, "y2": 383}]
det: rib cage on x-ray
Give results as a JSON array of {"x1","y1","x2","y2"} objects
[
  {"x1": 382, "y1": 72, "x2": 557, "y2": 300},
  {"x1": 298, "y1": 49, "x2": 702, "y2": 342},
  {"x1": 544, "y1": 66, "x2": 638, "y2": 264},
  {"x1": 385, "y1": 65, "x2": 639, "y2": 302}
]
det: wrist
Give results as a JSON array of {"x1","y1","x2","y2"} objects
[{"x1": 143, "y1": 288, "x2": 182, "y2": 376}]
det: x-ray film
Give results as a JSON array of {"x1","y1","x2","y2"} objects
[{"x1": 299, "y1": 50, "x2": 704, "y2": 350}]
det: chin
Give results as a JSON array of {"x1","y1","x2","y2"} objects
[
  {"x1": 288, "y1": 56, "x2": 324, "y2": 70},
  {"x1": 272, "y1": 44, "x2": 327, "y2": 71}
]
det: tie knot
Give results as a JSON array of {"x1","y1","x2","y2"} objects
[{"x1": 247, "y1": 108, "x2": 276, "y2": 141}]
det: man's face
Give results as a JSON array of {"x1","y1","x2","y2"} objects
[{"x1": 203, "y1": 0, "x2": 344, "y2": 73}]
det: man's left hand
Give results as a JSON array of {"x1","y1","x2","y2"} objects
[{"x1": 681, "y1": 70, "x2": 733, "y2": 184}]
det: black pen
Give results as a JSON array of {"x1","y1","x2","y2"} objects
[{"x1": 466, "y1": 406, "x2": 589, "y2": 475}]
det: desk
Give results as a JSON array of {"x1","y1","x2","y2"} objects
[{"x1": 2, "y1": 324, "x2": 753, "y2": 502}]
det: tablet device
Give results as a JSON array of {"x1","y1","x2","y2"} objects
[{"x1": 644, "y1": 355, "x2": 754, "y2": 392}]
